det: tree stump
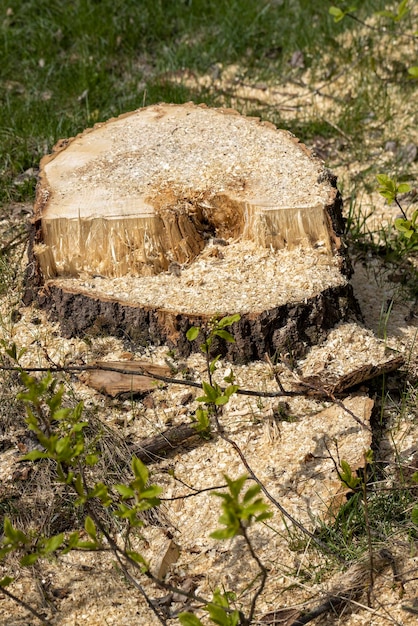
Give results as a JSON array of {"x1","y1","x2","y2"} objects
[{"x1": 25, "y1": 103, "x2": 360, "y2": 361}]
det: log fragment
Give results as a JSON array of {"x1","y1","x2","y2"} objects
[
  {"x1": 25, "y1": 102, "x2": 359, "y2": 361},
  {"x1": 131, "y1": 423, "x2": 200, "y2": 464},
  {"x1": 79, "y1": 360, "x2": 173, "y2": 397}
]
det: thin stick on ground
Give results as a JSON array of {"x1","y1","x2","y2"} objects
[
  {"x1": 0, "y1": 585, "x2": 53, "y2": 626},
  {"x1": 0, "y1": 362, "x2": 372, "y2": 430}
]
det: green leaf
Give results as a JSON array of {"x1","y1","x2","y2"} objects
[
  {"x1": 196, "y1": 395, "x2": 210, "y2": 403},
  {"x1": 224, "y1": 385, "x2": 238, "y2": 399},
  {"x1": 201, "y1": 381, "x2": 219, "y2": 403},
  {"x1": 412, "y1": 505, "x2": 418, "y2": 526},
  {"x1": 178, "y1": 613, "x2": 204, "y2": 626},
  {"x1": 408, "y1": 66, "x2": 418, "y2": 79},
  {"x1": 140, "y1": 485, "x2": 163, "y2": 500},
  {"x1": 63, "y1": 532, "x2": 80, "y2": 553},
  {"x1": 397, "y1": 0, "x2": 409, "y2": 18},
  {"x1": 131, "y1": 456, "x2": 149, "y2": 489},
  {"x1": 126, "y1": 550, "x2": 149, "y2": 572},
  {"x1": 0, "y1": 576, "x2": 14, "y2": 587},
  {"x1": 242, "y1": 483, "x2": 261, "y2": 503},
  {"x1": 329, "y1": 6, "x2": 345, "y2": 22},
  {"x1": 364, "y1": 448, "x2": 373, "y2": 464},
  {"x1": 255, "y1": 510, "x2": 274, "y2": 522},
  {"x1": 226, "y1": 474, "x2": 248, "y2": 499},
  {"x1": 376, "y1": 174, "x2": 397, "y2": 204},
  {"x1": 43, "y1": 533, "x2": 64, "y2": 553},
  {"x1": 22, "y1": 450, "x2": 48, "y2": 461},
  {"x1": 20, "y1": 553, "x2": 40, "y2": 566},
  {"x1": 186, "y1": 326, "x2": 200, "y2": 341},
  {"x1": 340, "y1": 459, "x2": 360, "y2": 489},
  {"x1": 377, "y1": 0, "x2": 409, "y2": 21},
  {"x1": 90, "y1": 482, "x2": 112, "y2": 507},
  {"x1": 206, "y1": 590, "x2": 240, "y2": 626},
  {"x1": 73, "y1": 474, "x2": 84, "y2": 497},
  {"x1": 376, "y1": 174, "x2": 391, "y2": 185},
  {"x1": 192, "y1": 408, "x2": 211, "y2": 437},
  {"x1": 84, "y1": 516, "x2": 97, "y2": 541},
  {"x1": 395, "y1": 218, "x2": 412, "y2": 233},
  {"x1": 114, "y1": 484, "x2": 135, "y2": 499},
  {"x1": 397, "y1": 183, "x2": 411, "y2": 194},
  {"x1": 209, "y1": 354, "x2": 222, "y2": 374},
  {"x1": 214, "y1": 329, "x2": 235, "y2": 343},
  {"x1": 376, "y1": 9, "x2": 397, "y2": 18},
  {"x1": 47, "y1": 385, "x2": 65, "y2": 415},
  {"x1": 4, "y1": 518, "x2": 27, "y2": 545},
  {"x1": 212, "y1": 588, "x2": 230, "y2": 608},
  {"x1": 217, "y1": 314, "x2": 240, "y2": 329},
  {"x1": 210, "y1": 527, "x2": 237, "y2": 540},
  {"x1": 55, "y1": 436, "x2": 72, "y2": 457}
]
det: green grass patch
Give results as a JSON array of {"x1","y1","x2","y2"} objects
[
  {"x1": 315, "y1": 486, "x2": 417, "y2": 561},
  {"x1": 0, "y1": 0, "x2": 395, "y2": 203}
]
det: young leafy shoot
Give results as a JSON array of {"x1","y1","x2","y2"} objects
[
  {"x1": 179, "y1": 588, "x2": 240, "y2": 626},
  {"x1": 329, "y1": 5, "x2": 357, "y2": 23},
  {"x1": 375, "y1": 0, "x2": 409, "y2": 22},
  {"x1": 186, "y1": 314, "x2": 241, "y2": 355},
  {"x1": 339, "y1": 459, "x2": 361, "y2": 491},
  {"x1": 211, "y1": 474, "x2": 272, "y2": 540},
  {"x1": 376, "y1": 174, "x2": 411, "y2": 206},
  {"x1": 114, "y1": 456, "x2": 162, "y2": 526}
]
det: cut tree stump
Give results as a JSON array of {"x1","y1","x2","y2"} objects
[{"x1": 25, "y1": 102, "x2": 361, "y2": 361}]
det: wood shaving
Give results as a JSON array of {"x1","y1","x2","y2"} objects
[{"x1": 51, "y1": 241, "x2": 344, "y2": 315}]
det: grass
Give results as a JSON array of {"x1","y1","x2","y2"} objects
[
  {"x1": 0, "y1": 0, "x2": 394, "y2": 203},
  {"x1": 0, "y1": 0, "x2": 418, "y2": 623}
]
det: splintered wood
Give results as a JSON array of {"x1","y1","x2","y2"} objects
[{"x1": 296, "y1": 322, "x2": 404, "y2": 394}]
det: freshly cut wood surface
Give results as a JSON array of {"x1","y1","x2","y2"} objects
[
  {"x1": 31, "y1": 103, "x2": 344, "y2": 280},
  {"x1": 26, "y1": 103, "x2": 358, "y2": 360}
]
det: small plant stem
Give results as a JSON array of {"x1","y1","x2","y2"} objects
[
  {"x1": 395, "y1": 197, "x2": 408, "y2": 219},
  {"x1": 200, "y1": 324, "x2": 214, "y2": 387},
  {"x1": 0, "y1": 363, "x2": 300, "y2": 398},
  {"x1": 296, "y1": 379, "x2": 371, "y2": 432},
  {"x1": 265, "y1": 353, "x2": 286, "y2": 393},
  {"x1": 74, "y1": 465, "x2": 168, "y2": 625},
  {"x1": 345, "y1": 12, "x2": 418, "y2": 42},
  {"x1": 345, "y1": 12, "x2": 381, "y2": 32},
  {"x1": 0, "y1": 585, "x2": 53, "y2": 625},
  {"x1": 112, "y1": 549, "x2": 169, "y2": 626},
  {"x1": 240, "y1": 523, "x2": 268, "y2": 624},
  {"x1": 1, "y1": 363, "x2": 384, "y2": 426},
  {"x1": 160, "y1": 482, "x2": 228, "y2": 500},
  {"x1": 362, "y1": 461, "x2": 374, "y2": 605}
]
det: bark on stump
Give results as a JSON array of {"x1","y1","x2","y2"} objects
[{"x1": 25, "y1": 103, "x2": 360, "y2": 361}]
